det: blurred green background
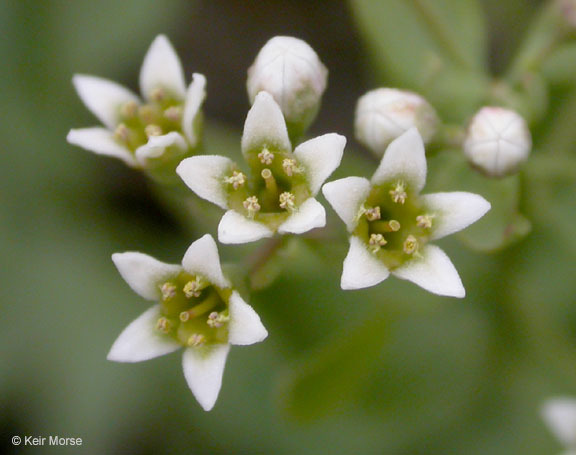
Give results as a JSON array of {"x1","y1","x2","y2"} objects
[{"x1": 2, "y1": 0, "x2": 576, "y2": 453}]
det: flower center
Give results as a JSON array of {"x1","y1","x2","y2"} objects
[{"x1": 155, "y1": 271, "x2": 230, "y2": 346}]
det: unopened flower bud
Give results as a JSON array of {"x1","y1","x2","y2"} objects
[
  {"x1": 247, "y1": 36, "x2": 328, "y2": 135},
  {"x1": 355, "y1": 88, "x2": 438, "y2": 156},
  {"x1": 464, "y1": 107, "x2": 531, "y2": 178}
]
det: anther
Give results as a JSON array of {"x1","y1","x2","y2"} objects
[
  {"x1": 243, "y1": 196, "x2": 261, "y2": 218},
  {"x1": 120, "y1": 101, "x2": 138, "y2": 119},
  {"x1": 389, "y1": 181, "x2": 407, "y2": 204},
  {"x1": 150, "y1": 87, "x2": 166, "y2": 102},
  {"x1": 207, "y1": 311, "x2": 229, "y2": 328},
  {"x1": 183, "y1": 277, "x2": 204, "y2": 298},
  {"x1": 279, "y1": 192, "x2": 296, "y2": 211},
  {"x1": 187, "y1": 333, "x2": 206, "y2": 347},
  {"x1": 258, "y1": 148, "x2": 274, "y2": 165},
  {"x1": 156, "y1": 317, "x2": 172, "y2": 334},
  {"x1": 138, "y1": 105, "x2": 156, "y2": 124},
  {"x1": 145, "y1": 124, "x2": 162, "y2": 138},
  {"x1": 160, "y1": 282, "x2": 177, "y2": 301},
  {"x1": 282, "y1": 158, "x2": 301, "y2": 177},
  {"x1": 416, "y1": 214, "x2": 433, "y2": 229},
  {"x1": 164, "y1": 106, "x2": 183, "y2": 122},
  {"x1": 113, "y1": 123, "x2": 129, "y2": 142},
  {"x1": 403, "y1": 235, "x2": 418, "y2": 254},
  {"x1": 365, "y1": 206, "x2": 381, "y2": 221},
  {"x1": 224, "y1": 171, "x2": 246, "y2": 190},
  {"x1": 368, "y1": 233, "x2": 387, "y2": 253}
]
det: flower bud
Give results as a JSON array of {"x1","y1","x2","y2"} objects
[
  {"x1": 355, "y1": 88, "x2": 438, "y2": 156},
  {"x1": 463, "y1": 107, "x2": 531, "y2": 178},
  {"x1": 247, "y1": 36, "x2": 327, "y2": 137}
]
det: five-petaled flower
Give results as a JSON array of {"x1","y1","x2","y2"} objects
[
  {"x1": 108, "y1": 234, "x2": 268, "y2": 411},
  {"x1": 176, "y1": 91, "x2": 345, "y2": 244},
  {"x1": 67, "y1": 35, "x2": 206, "y2": 180},
  {"x1": 322, "y1": 128, "x2": 491, "y2": 297}
]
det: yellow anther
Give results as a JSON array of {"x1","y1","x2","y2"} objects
[
  {"x1": 160, "y1": 282, "x2": 177, "y2": 300},
  {"x1": 368, "y1": 233, "x2": 387, "y2": 253},
  {"x1": 258, "y1": 148, "x2": 274, "y2": 165},
  {"x1": 187, "y1": 334, "x2": 206, "y2": 347},
  {"x1": 365, "y1": 206, "x2": 381, "y2": 221},
  {"x1": 224, "y1": 171, "x2": 246, "y2": 190},
  {"x1": 113, "y1": 123, "x2": 129, "y2": 142},
  {"x1": 389, "y1": 181, "x2": 407, "y2": 204},
  {"x1": 403, "y1": 235, "x2": 418, "y2": 255},
  {"x1": 279, "y1": 192, "x2": 296, "y2": 211},
  {"x1": 145, "y1": 124, "x2": 162, "y2": 138},
  {"x1": 164, "y1": 106, "x2": 183, "y2": 122},
  {"x1": 207, "y1": 311, "x2": 229, "y2": 328},
  {"x1": 156, "y1": 317, "x2": 172, "y2": 334},
  {"x1": 282, "y1": 158, "x2": 301, "y2": 177},
  {"x1": 243, "y1": 196, "x2": 261, "y2": 218},
  {"x1": 416, "y1": 214, "x2": 433, "y2": 229},
  {"x1": 120, "y1": 101, "x2": 138, "y2": 119},
  {"x1": 183, "y1": 278, "x2": 203, "y2": 298},
  {"x1": 150, "y1": 87, "x2": 166, "y2": 102}
]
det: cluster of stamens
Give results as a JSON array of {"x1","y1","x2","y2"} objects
[
  {"x1": 243, "y1": 196, "x2": 261, "y2": 218},
  {"x1": 258, "y1": 148, "x2": 274, "y2": 165},
  {"x1": 282, "y1": 158, "x2": 301, "y2": 176},
  {"x1": 389, "y1": 180, "x2": 407, "y2": 204},
  {"x1": 224, "y1": 171, "x2": 246, "y2": 190}
]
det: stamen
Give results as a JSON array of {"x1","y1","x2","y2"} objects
[
  {"x1": 261, "y1": 168, "x2": 278, "y2": 193},
  {"x1": 164, "y1": 106, "x2": 183, "y2": 122},
  {"x1": 279, "y1": 192, "x2": 296, "y2": 211},
  {"x1": 365, "y1": 206, "x2": 381, "y2": 221},
  {"x1": 187, "y1": 333, "x2": 206, "y2": 347},
  {"x1": 258, "y1": 148, "x2": 274, "y2": 165},
  {"x1": 224, "y1": 171, "x2": 246, "y2": 190},
  {"x1": 160, "y1": 282, "x2": 177, "y2": 301},
  {"x1": 183, "y1": 277, "x2": 205, "y2": 298},
  {"x1": 282, "y1": 158, "x2": 301, "y2": 177},
  {"x1": 120, "y1": 101, "x2": 138, "y2": 119},
  {"x1": 113, "y1": 123, "x2": 129, "y2": 142},
  {"x1": 243, "y1": 196, "x2": 261, "y2": 218},
  {"x1": 416, "y1": 214, "x2": 434, "y2": 229},
  {"x1": 145, "y1": 124, "x2": 162, "y2": 138},
  {"x1": 150, "y1": 87, "x2": 166, "y2": 102},
  {"x1": 138, "y1": 105, "x2": 156, "y2": 124},
  {"x1": 207, "y1": 311, "x2": 230, "y2": 328},
  {"x1": 156, "y1": 317, "x2": 172, "y2": 334},
  {"x1": 368, "y1": 233, "x2": 387, "y2": 253},
  {"x1": 403, "y1": 235, "x2": 419, "y2": 254},
  {"x1": 180, "y1": 294, "x2": 219, "y2": 321},
  {"x1": 389, "y1": 181, "x2": 407, "y2": 204}
]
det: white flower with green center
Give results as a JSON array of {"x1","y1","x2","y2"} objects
[
  {"x1": 67, "y1": 35, "x2": 206, "y2": 180},
  {"x1": 108, "y1": 234, "x2": 267, "y2": 411},
  {"x1": 176, "y1": 91, "x2": 346, "y2": 244},
  {"x1": 322, "y1": 128, "x2": 490, "y2": 298},
  {"x1": 542, "y1": 398, "x2": 576, "y2": 455}
]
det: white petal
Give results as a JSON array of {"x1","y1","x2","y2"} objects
[
  {"x1": 227, "y1": 291, "x2": 268, "y2": 345},
  {"x1": 371, "y1": 127, "x2": 427, "y2": 193},
  {"x1": 241, "y1": 91, "x2": 291, "y2": 156},
  {"x1": 218, "y1": 210, "x2": 274, "y2": 244},
  {"x1": 542, "y1": 398, "x2": 576, "y2": 447},
  {"x1": 322, "y1": 177, "x2": 371, "y2": 232},
  {"x1": 421, "y1": 192, "x2": 491, "y2": 240},
  {"x1": 67, "y1": 127, "x2": 136, "y2": 167},
  {"x1": 112, "y1": 252, "x2": 182, "y2": 301},
  {"x1": 392, "y1": 245, "x2": 465, "y2": 298},
  {"x1": 73, "y1": 74, "x2": 140, "y2": 129},
  {"x1": 341, "y1": 236, "x2": 390, "y2": 290},
  {"x1": 139, "y1": 34, "x2": 186, "y2": 100},
  {"x1": 278, "y1": 197, "x2": 326, "y2": 234},
  {"x1": 182, "y1": 344, "x2": 230, "y2": 411},
  {"x1": 181, "y1": 234, "x2": 230, "y2": 288},
  {"x1": 135, "y1": 132, "x2": 187, "y2": 164},
  {"x1": 293, "y1": 133, "x2": 346, "y2": 195},
  {"x1": 176, "y1": 155, "x2": 234, "y2": 209},
  {"x1": 182, "y1": 73, "x2": 207, "y2": 147},
  {"x1": 107, "y1": 305, "x2": 181, "y2": 362}
]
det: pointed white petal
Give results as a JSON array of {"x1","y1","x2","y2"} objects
[
  {"x1": 371, "y1": 127, "x2": 427, "y2": 193},
  {"x1": 293, "y1": 133, "x2": 346, "y2": 195},
  {"x1": 241, "y1": 91, "x2": 291, "y2": 156},
  {"x1": 542, "y1": 398, "x2": 576, "y2": 447},
  {"x1": 278, "y1": 197, "x2": 326, "y2": 234},
  {"x1": 341, "y1": 236, "x2": 390, "y2": 290},
  {"x1": 73, "y1": 74, "x2": 140, "y2": 129},
  {"x1": 176, "y1": 155, "x2": 234, "y2": 209},
  {"x1": 392, "y1": 245, "x2": 465, "y2": 298},
  {"x1": 218, "y1": 210, "x2": 274, "y2": 244},
  {"x1": 140, "y1": 35, "x2": 186, "y2": 100},
  {"x1": 421, "y1": 192, "x2": 491, "y2": 240},
  {"x1": 181, "y1": 234, "x2": 230, "y2": 288},
  {"x1": 107, "y1": 305, "x2": 181, "y2": 362},
  {"x1": 228, "y1": 291, "x2": 268, "y2": 345},
  {"x1": 322, "y1": 177, "x2": 371, "y2": 232},
  {"x1": 182, "y1": 344, "x2": 231, "y2": 411},
  {"x1": 67, "y1": 127, "x2": 136, "y2": 167},
  {"x1": 182, "y1": 73, "x2": 207, "y2": 147},
  {"x1": 135, "y1": 132, "x2": 187, "y2": 164},
  {"x1": 112, "y1": 252, "x2": 182, "y2": 301}
]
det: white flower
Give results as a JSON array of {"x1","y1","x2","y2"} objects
[
  {"x1": 177, "y1": 91, "x2": 345, "y2": 244},
  {"x1": 247, "y1": 36, "x2": 328, "y2": 137},
  {"x1": 542, "y1": 397, "x2": 576, "y2": 453},
  {"x1": 108, "y1": 234, "x2": 267, "y2": 411},
  {"x1": 322, "y1": 128, "x2": 490, "y2": 298},
  {"x1": 463, "y1": 106, "x2": 531, "y2": 178},
  {"x1": 355, "y1": 88, "x2": 438, "y2": 156},
  {"x1": 67, "y1": 35, "x2": 206, "y2": 175}
]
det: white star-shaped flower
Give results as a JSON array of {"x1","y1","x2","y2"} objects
[
  {"x1": 108, "y1": 234, "x2": 267, "y2": 411},
  {"x1": 67, "y1": 35, "x2": 206, "y2": 174},
  {"x1": 542, "y1": 397, "x2": 576, "y2": 455},
  {"x1": 322, "y1": 128, "x2": 490, "y2": 297},
  {"x1": 176, "y1": 91, "x2": 345, "y2": 244}
]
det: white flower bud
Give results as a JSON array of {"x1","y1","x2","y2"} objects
[
  {"x1": 247, "y1": 36, "x2": 327, "y2": 134},
  {"x1": 355, "y1": 88, "x2": 438, "y2": 156},
  {"x1": 464, "y1": 107, "x2": 532, "y2": 178}
]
